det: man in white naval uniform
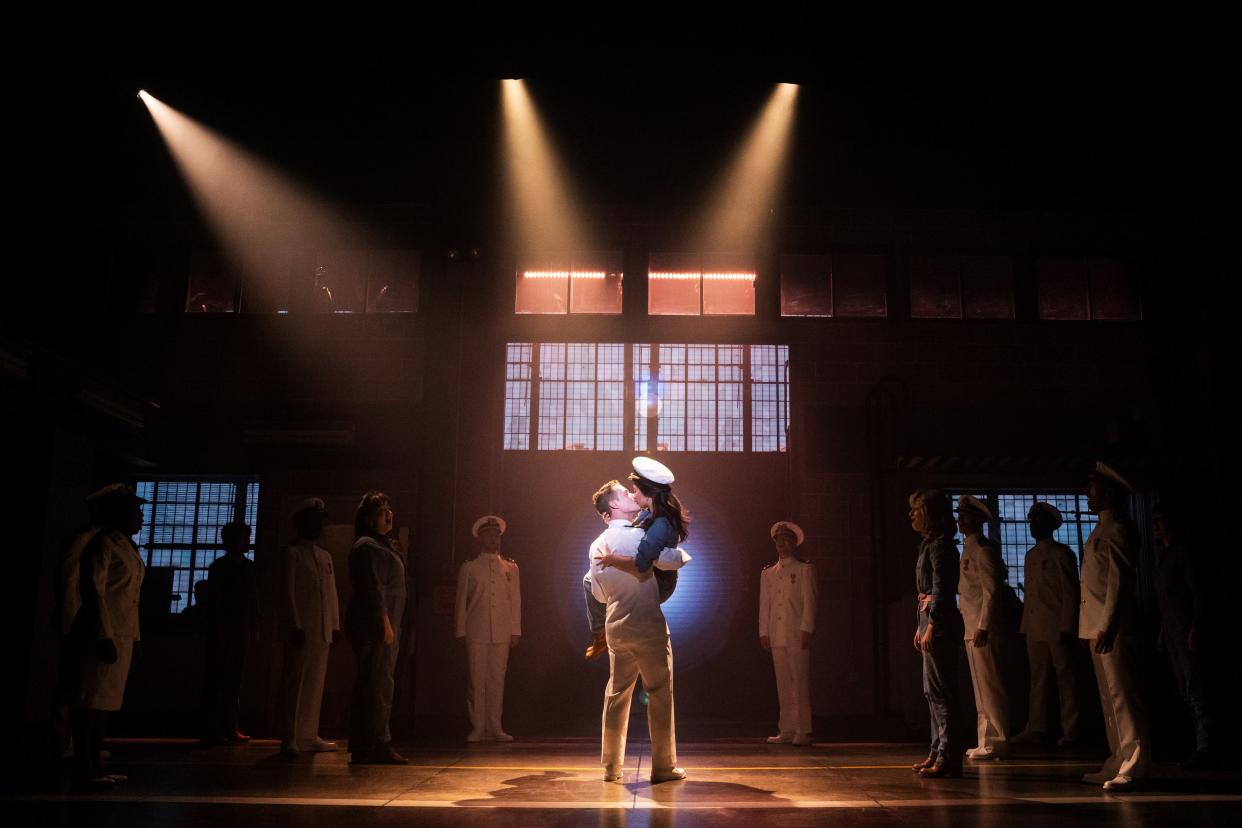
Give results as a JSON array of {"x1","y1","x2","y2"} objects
[
  {"x1": 957, "y1": 495, "x2": 1011, "y2": 760},
  {"x1": 1012, "y1": 501, "x2": 1080, "y2": 747},
  {"x1": 72, "y1": 484, "x2": 146, "y2": 786},
  {"x1": 759, "y1": 520, "x2": 817, "y2": 746},
  {"x1": 276, "y1": 497, "x2": 341, "y2": 756},
  {"x1": 590, "y1": 475, "x2": 687, "y2": 784},
  {"x1": 455, "y1": 515, "x2": 521, "y2": 742},
  {"x1": 1080, "y1": 462, "x2": 1150, "y2": 791}
]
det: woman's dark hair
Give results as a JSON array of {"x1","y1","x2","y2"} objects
[
  {"x1": 354, "y1": 491, "x2": 391, "y2": 538},
  {"x1": 630, "y1": 475, "x2": 691, "y2": 542},
  {"x1": 910, "y1": 489, "x2": 955, "y2": 538}
]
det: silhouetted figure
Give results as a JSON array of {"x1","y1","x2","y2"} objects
[
  {"x1": 1152, "y1": 500, "x2": 1216, "y2": 769},
  {"x1": 71, "y1": 484, "x2": 146, "y2": 788},
  {"x1": 957, "y1": 495, "x2": 1012, "y2": 761},
  {"x1": 1080, "y1": 462, "x2": 1150, "y2": 790},
  {"x1": 276, "y1": 497, "x2": 341, "y2": 757},
  {"x1": 1013, "y1": 502, "x2": 1081, "y2": 747},
  {"x1": 200, "y1": 522, "x2": 257, "y2": 746},
  {"x1": 179, "y1": 580, "x2": 209, "y2": 627},
  {"x1": 909, "y1": 489, "x2": 964, "y2": 778},
  {"x1": 345, "y1": 492, "x2": 407, "y2": 764}
]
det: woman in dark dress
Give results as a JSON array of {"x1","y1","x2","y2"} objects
[{"x1": 345, "y1": 491, "x2": 408, "y2": 765}]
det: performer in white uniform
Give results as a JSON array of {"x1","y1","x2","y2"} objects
[
  {"x1": 455, "y1": 515, "x2": 521, "y2": 742},
  {"x1": 957, "y1": 495, "x2": 1011, "y2": 760},
  {"x1": 759, "y1": 520, "x2": 817, "y2": 746},
  {"x1": 1080, "y1": 462, "x2": 1150, "y2": 790},
  {"x1": 1012, "y1": 501, "x2": 1080, "y2": 747},
  {"x1": 592, "y1": 458, "x2": 690, "y2": 784},
  {"x1": 71, "y1": 484, "x2": 146, "y2": 787},
  {"x1": 276, "y1": 497, "x2": 341, "y2": 756}
]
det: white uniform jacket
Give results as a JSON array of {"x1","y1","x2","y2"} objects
[
  {"x1": 1020, "y1": 538, "x2": 1080, "y2": 641},
  {"x1": 455, "y1": 554, "x2": 522, "y2": 643},
  {"x1": 89, "y1": 528, "x2": 145, "y2": 641},
  {"x1": 279, "y1": 539, "x2": 341, "y2": 643},
  {"x1": 959, "y1": 534, "x2": 1004, "y2": 638},
  {"x1": 758, "y1": 558, "x2": 817, "y2": 647},
  {"x1": 1078, "y1": 509, "x2": 1138, "y2": 638},
  {"x1": 589, "y1": 520, "x2": 670, "y2": 646}
]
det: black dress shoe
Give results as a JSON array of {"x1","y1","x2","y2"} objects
[
  {"x1": 919, "y1": 761, "x2": 963, "y2": 778},
  {"x1": 375, "y1": 744, "x2": 408, "y2": 765}
]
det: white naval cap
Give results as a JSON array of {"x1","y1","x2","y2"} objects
[
  {"x1": 1028, "y1": 501, "x2": 1064, "y2": 530},
  {"x1": 86, "y1": 483, "x2": 147, "y2": 504},
  {"x1": 630, "y1": 456, "x2": 675, "y2": 490},
  {"x1": 957, "y1": 495, "x2": 993, "y2": 521},
  {"x1": 1090, "y1": 461, "x2": 1134, "y2": 493},
  {"x1": 770, "y1": 520, "x2": 805, "y2": 546},
  {"x1": 472, "y1": 515, "x2": 507, "y2": 537},
  {"x1": 293, "y1": 497, "x2": 328, "y2": 515}
]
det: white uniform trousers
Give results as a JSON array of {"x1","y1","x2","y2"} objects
[
  {"x1": 602, "y1": 637, "x2": 676, "y2": 775},
  {"x1": 467, "y1": 641, "x2": 509, "y2": 735},
  {"x1": 78, "y1": 637, "x2": 135, "y2": 712},
  {"x1": 771, "y1": 645, "x2": 812, "y2": 736},
  {"x1": 1026, "y1": 638, "x2": 1079, "y2": 738},
  {"x1": 277, "y1": 638, "x2": 331, "y2": 746},
  {"x1": 966, "y1": 642, "x2": 1011, "y2": 755},
  {"x1": 1089, "y1": 640, "x2": 1150, "y2": 781}
]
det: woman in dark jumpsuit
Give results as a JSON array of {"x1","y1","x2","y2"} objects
[
  {"x1": 909, "y1": 489, "x2": 965, "y2": 777},
  {"x1": 345, "y1": 491, "x2": 408, "y2": 765}
]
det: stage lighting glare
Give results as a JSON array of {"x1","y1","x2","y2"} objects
[{"x1": 703, "y1": 272, "x2": 757, "y2": 281}]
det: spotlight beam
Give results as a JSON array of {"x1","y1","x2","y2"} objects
[
  {"x1": 696, "y1": 83, "x2": 799, "y2": 252},
  {"x1": 501, "y1": 79, "x2": 588, "y2": 256}
]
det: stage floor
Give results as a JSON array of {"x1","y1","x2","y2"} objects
[{"x1": 7, "y1": 738, "x2": 1240, "y2": 826}]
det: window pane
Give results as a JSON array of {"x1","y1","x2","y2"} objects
[
  {"x1": 516, "y1": 256, "x2": 570, "y2": 314},
  {"x1": 702, "y1": 254, "x2": 756, "y2": 316},
  {"x1": 633, "y1": 344, "x2": 652, "y2": 451},
  {"x1": 962, "y1": 256, "x2": 1015, "y2": 319},
  {"x1": 1088, "y1": 258, "x2": 1141, "y2": 320},
  {"x1": 314, "y1": 250, "x2": 367, "y2": 313},
  {"x1": 1037, "y1": 258, "x2": 1090, "y2": 320},
  {"x1": 366, "y1": 249, "x2": 420, "y2": 313},
  {"x1": 750, "y1": 344, "x2": 790, "y2": 452},
  {"x1": 909, "y1": 255, "x2": 962, "y2": 319},
  {"x1": 649, "y1": 253, "x2": 701, "y2": 316},
  {"x1": 537, "y1": 343, "x2": 566, "y2": 449},
  {"x1": 238, "y1": 247, "x2": 294, "y2": 314},
  {"x1": 186, "y1": 251, "x2": 237, "y2": 313},
  {"x1": 503, "y1": 343, "x2": 532, "y2": 450},
  {"x1": 570, "y1": 252, "x2": 623, "y2": 314},
  {"x1": 832, "y1": 254, "x2": 887, "y2": 317},
  {"x1": 781, "y1": 254, "x2": 832, "y2": 317}
]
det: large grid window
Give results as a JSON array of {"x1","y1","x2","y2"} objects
[
  {"x1": 948, "y1": 491, "x2": 1097, "y2": 599},
  {"x1": 135, "y1": 479, "x2": 259, "y2": 614},
  {"x1": 505, "y1": 343, "x2": 789, "y2": 453}
]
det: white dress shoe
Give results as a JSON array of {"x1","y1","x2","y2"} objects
[
  {"x1": 766, "y1": 733, "x2": 794, "y2": 744},
  {"x1": 791, "y1": 734, "x2": 813, "y2": 746},
  {"x1": 302, "y1": 738, "x2": 339, "y2": 752},
  {"x1": 1103, "y1": 775, "x2": 1138, "y2": 791},
  {"x1": 651, "y1": 767, "x2": 687, "y2": 783},
  {"x1": 603, "y1": 766, "x2": 623, "y2": 782},
  {"x1": 491, "y1": 732, "x2": 515, "y2": 742},
  {"x1": 1082, "y1": 770, "x2": 1113, "y2": 785},
  {"x1": 465, "y1": 731, "x2": 486, "y2": 742}
]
